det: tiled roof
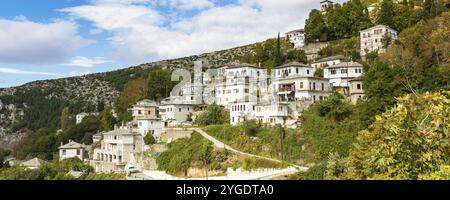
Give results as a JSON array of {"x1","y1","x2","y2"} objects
[
  {"x1": 312, "y1": 55, "x2": 345, "y2": 63},
  {"x1": 276, "y1": 61, "x2": 311, "y2": 69},
  {"x1": 135, "y1": 99, "x2": 158, "y2": 107},
  {"x1": 325, "y1": 61, "x2": 363, "y2": 68},
  {"x1": 59, "y1": 141, "x2": 85, "y2": 149}
]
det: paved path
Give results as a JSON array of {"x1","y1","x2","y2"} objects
[{"x1": 165, "y1": 128, "x2": 308, "y2": 172}]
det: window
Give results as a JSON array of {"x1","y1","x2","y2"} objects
[
  {"x1": 357, "y1": 84, "x2": 361, "y2": 90},
  {"x1": 62, "y1": 150, "x2": 66, "y2": 156},
  {"x1": 148, "y1": 111, "x2": 151, "y2": 115},
  {"x1": 296, "y1": 68, "x2": 299, "y2": 74},
  {"x1": 179, "y1": 108, "x2": 182, "y2": 112},
  {"x1": 331, "y1": 70, "x2": 337, "y2": 75},
  {"x1": 341, "y1": 69, "x2": 348, "y2": 74},
  {"x1": 322, "y1": 83, "x2": 325, "y2": 91},
  {"x1": 188, "y1": 107, "x2": 190, "y2": 111},
  {"x1": 77, "y1": 149, "x2": 80, "y2": 155},
  {"x1": 245, "y1": 89, "x2": 249, "y2": 93},
  {"x1": 313, "y1": 82, "x2": 316, "y2": 90},
  {"x1": 289, "y1": 69, "x2": 291, "y2": 74},
  {"x1": 307, "y1": 70, "x2": 310, "y2": 74},
  {"x1": 138, "y1": 110, "x2": 142, "y2": 115},
  {"x1": 300, "y1": 82, "x2": 304, "y2": 89}
]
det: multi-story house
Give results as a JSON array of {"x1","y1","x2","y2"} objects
[
  {"x1": 229, "y1": 101, "x2": 257, "y2": 125},
  {"x1": 159, "y1": 103, "x2": 195, "y2": 126},
  {"x1": 360, "y1": 25, "x2": 397, "y2": 56},
  {"x1": 286, "y1": 29, "x2": 306, "y2": 49},
  {"x1": 213, "y1": 63, "x2": 267, "y2": 107},
  {"x1": 272, "y1": 62, "x2": 331, "y2": 102},
  {"x1": 349, "y1": 77, "x2": 365, "y2": 104},
  {"x1": 59, "y1": 140, "x2": 88, "y2": 161},
  {"x1": 324, "y1": 61, "x2": 364, "y2": 95},
  {"x1": 311, "y1": 55, "x2": 345, "y2": 70},
  {"x1": 91, "y1": 127, "x2": 143, "y2": 173},
  {"x1": 129, "y1": 99, "x2": 164, "y2": 139},
  {"x1": 255, "y1": 102, "x2": 292, "y2": 126}
]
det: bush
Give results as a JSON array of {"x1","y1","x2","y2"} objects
[{"x1": 144, "y1": 133, "x2": 156, "y2": 145}]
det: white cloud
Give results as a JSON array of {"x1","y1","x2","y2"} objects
[
  {"x1": 62, "y1": 56, "x2": 111, "y2": 67},
  {"x1": 60, "y1": 0, "x2": 345, "y2": 63},
  {"x1": 0, "y1": 18, "x2": 91, "y2": 64},
  {"x1": 0, "y1": 67, "x2": 61, "y2": 76}
]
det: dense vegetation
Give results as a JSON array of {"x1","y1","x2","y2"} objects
[
  {"x1": 290, "y1": 11, "x2": 450, "y2": 180},
  {"x1": 0, "y1": 158, "x2": 124, "y2": 180},
  {"x1": 305, "y1": 0, "x2": 448, "y2": 42},
  {"x1": 203, "y1": 124, "x2": 308, "y2": 164},
  {"x1": 195, "y1": 103, "x2": 230, "y2": 126},
  {"x1": 156, "y1": 132, "x2": 283, "y2": 177}
]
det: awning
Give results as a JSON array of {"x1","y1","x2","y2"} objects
[{"x1": 277, "y1": 91, "x2": 294, "y2": 95}]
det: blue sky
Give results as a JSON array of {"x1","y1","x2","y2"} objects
[{"x1": 0, "y1": 0, "x2": 345, "y2": 88}]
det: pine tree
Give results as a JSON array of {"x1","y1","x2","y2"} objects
[
  {"x1": 377, "y1": 0, "x2": 395, "y2": 27},
  {"x1": 275, "y1": 32, "x2": 282, "y2": 67},
  {"x1": 100, "y1": 106, "x2": 114, "y2": 132},
  {"x1": 60, "y1": 107, "x2": 71, "y2": 131}
]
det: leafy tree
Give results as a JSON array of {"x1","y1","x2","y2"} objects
[
  {"x1": 144, "y1": 133, "x2": 156, "y2": 145},
  {"x1": 345, "y1": 91, "x2": 450, "y2": 180},
  {"x1": 275, "y1": 33, "x2": 283, "y2": 67},
  {"x1": 314, "y1": 68, "x2": 324, "y2": 77},
  {"x1": 147, "y1": 68, "x2": 178, "y2": 101},
  {"x1": 305, "y1": 9, "x2": 328, "y2": 42},
  {"x1": 242, "y1": 120, "x2": 260, "y2": 137},
  {"x1": 196, "y1": 103, "x2": 229, "y2": 126},
  {"x1": 286, "y1": 49, "x2": 307, "y2": 63},
  {"x1": 116, "y1": 78, "x2": 148, "y2": 114}
]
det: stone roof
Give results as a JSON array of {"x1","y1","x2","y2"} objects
[
  {"x1": 135, "y1": 99, "x2": 158, "y2": 107},
  {"x1": 59, "y1": 141, "x2": 85, "y2": 149},
  {"x1": 103, "y1": 128, "x2": 139, "y2": 136},
  {"x1": 325, "y1": 61, "x2": 363, "y2": 69},
  {"x1": 349, "y1": 77, "x2": 364, "y2": 82},
  {"x1": 360, "y1": 24, "x2": 397, "y2": 33},
  {"x1": 276, "y1": 61, "x2": 311, "y2": 69},
  {"x1": 226, "y1": 63, "x2": 261, "y2": 69},
  {"x1": 21, "y1": 158, "x2": 46, "y2": 168},
  {"x1": 286, "y1": 29, "x2": 305, "y2": 34},
  {"x1": 312, "y1": 55, "x2": 345, "y2": 63}
]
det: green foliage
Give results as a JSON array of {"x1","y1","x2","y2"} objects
[
  {"x1": 318, "y1": 37, "x2": 360, "y2": 61},
  {"x1": 147, "y1": 68, "x2": 178, "y2": 102},
  {"x1": 83, "y1": 173, "x2": 126, "y2": 180},
  {"x1": 287, "y1": 164, "x2": 326, "y2": 180},
  {"x1": 242, "y1": 120, "x2": 260, "y2": 137},
  {"x1": 60, "y1": 107, "x2": 72, "y2": 131},
  {"x1": 242, "y1": 158, "x2": 284, "y2": 171},
  {"x1": 377, "y1": 0, "x2": 395, "y2": 27},
  {"x1": 420, "y1": 165, "x2": 450, "y2": 180},
  {"x1": 203, "y1": 124, "x2": 305, "y2": 163},
  {"x1": 156, "y1": 132, "x2": 219, "y2": 176},
  {"x1": 0, "y1": 148, "x2": 11, "y2": 169},
  {"x1": 100, "y1": 106, "x2": 115, "y2": 132},
  {"x1": 314, "y1": 68, "x2": 324, "y2": 77},
  {"x1": 115, "y1": 78, "x2": 148, "y2": 115},
  {"x1": 305, "y1": 9, "x2": 329, "y2": 42},
  {"x1": 345, "y1": 91, "x2": 450, "y2": 180},
  {"x1": 286, "y1": 49, "x2": 308, "y2": 64},
  {"x1": 0, "y1": 158, "x2": 95, "y2": 180},
  {"x1": 144, "y1": 133, "x2": 156, "y2": 145},
  {"x1": 196, "y1": 103, "x2": 229, "y2": 126}
]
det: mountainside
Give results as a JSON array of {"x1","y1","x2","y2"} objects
[{"x1": 0, "y1": 43, "x2": 256, "y2": 149}]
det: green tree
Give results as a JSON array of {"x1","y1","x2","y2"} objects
[
  {"x1": 196, "y1": 103, "x2": 229, "y2": 126},
  {"x1": 377, "y1": 0, "x2": 395, "y2": 27},
  {"x1": 275, "y1": 33, "x2": 283, "y2": 67},
  {"x1": 100, "y1": 106, "x2": 114, "y2": 132},
  {"x1": 345, "y1": 91, "x2": 450, "y2": 180},
  {"x1": 60, "y1": 107, "x2": 71, "y2": 131},
  {"x1": 147, "y1": 68, "x2": 178, "y2": 101},
  {"x1": 144, "y1": 133, "x2": 156, "y2": 145},
  {"x1": 305, "y1": 9, "x2": 328, "y2": 42},
  {"x1": 286, "y1": 49, "x2": 307, "y2": 63}
]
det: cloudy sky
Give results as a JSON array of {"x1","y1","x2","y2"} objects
[{"x1": 0, "y1": 0, "x2": 345, "y2": 88}]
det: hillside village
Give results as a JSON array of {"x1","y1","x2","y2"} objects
[
  {"x1": 0, "y1": 0, "x2": 449, "y2": 180},
  {"x1": 33, "y1": 0, "x2": 398, "y2": 177}
]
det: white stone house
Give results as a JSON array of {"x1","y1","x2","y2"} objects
[
  {"x1": 273, "y1": 76, "x2": 332, "y2": 102},
  {"x1": 311, "y1": 55, "x2": 345, "y2": 70},
  {"x1": 229, "y1": 101, "x2": 257, "y2": 125},
  {"x1": 91, "y1": 127, "x2": 143, "y2": 173},
  {"x1": 213, "y1": 63, "x2": 267, "y2": 107},
  {"x1": 286, "y1": 29, "x2": 306, "y2": 49},
  {"x1": 255, "y1": 102, "x2": 292, "y2": 126},
  {"x1": 360, "y1": 25, "x2": 398, "y2": 56},
  {"x1": 324, "y1": 61, "x2": 364, "y2": 95},
  {"x1": 59, "y1": 140, "x2": 87, "y2": 161},
  {"x1": 349, "y1": 77, "x2": 365, "y2": 104},
  {"x1": 129, "y1": 99, "x2": 164, "y2": 139},
  {"x1": 159, "y1": 103, "x2": 195, "y2": 126},
  {"x1": 320, "y1": 0, "x2": 334, "y2": 13},
  {"x1": 76, "y1": 112, "x2": 98, "y2": 124}
]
